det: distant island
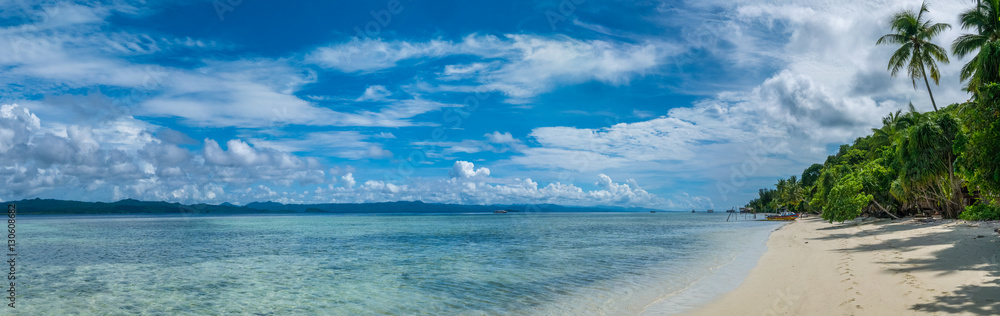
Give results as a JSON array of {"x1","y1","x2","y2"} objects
[{"x1": 1, "y1": 198, "x2": 661, "y2": 215}]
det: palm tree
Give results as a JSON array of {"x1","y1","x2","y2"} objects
[
  {"x1": 952, "y1": 0, "x2": 1000, "y2": 95},
  {"x1": 877, "y1": 1, "x2": 952, "y2": 111},
  {"x1": 871, "y1": 109, "x2": 903, "y2": 149},
  {"x1": 786, "y1": 176, "x2": 805, "y2": 209}
]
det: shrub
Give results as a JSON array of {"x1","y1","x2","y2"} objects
[{"x1": 958, "y1": 204, "x2": 1000, "y2": 221}]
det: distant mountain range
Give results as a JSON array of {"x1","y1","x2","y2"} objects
[{"x1": 1, "y1": 198, "x2": 661, "y2": 215}]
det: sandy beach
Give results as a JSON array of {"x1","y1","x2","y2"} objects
[{"x1": 685, "y1": 216, "x2": 1000, "y2": 316}]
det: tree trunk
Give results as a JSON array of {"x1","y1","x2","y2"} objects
[
  {"x1": 921, "y1": 63, "x2": 939, "y2": 112},
  {"x1": 947, "y1": 153, "x2": 963, "y2": 218}
]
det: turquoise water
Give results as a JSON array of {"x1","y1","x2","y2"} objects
[{"x1": 14, "y1": 213, "x2": 782, "y2": 315}]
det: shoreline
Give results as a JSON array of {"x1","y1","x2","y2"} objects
[
  {"x1": 682, "y1": 216, "x2": 1000, "y2": 315},
  {"x1": 639, "y1": 220, "x2": 785, "y2": 315}
]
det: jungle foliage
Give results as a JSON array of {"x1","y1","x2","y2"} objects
[{"x1": 746, "y1": 1, "x2": 1000, "y2": 222}]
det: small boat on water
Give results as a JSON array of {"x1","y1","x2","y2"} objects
[
  {"x1": 493, "y1": 210, "x2": 508, "y2": 214},
  {"x1": 766, "y1": 212, "x2": 799, "y2": 221}
]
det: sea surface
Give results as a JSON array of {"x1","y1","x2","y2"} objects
[{"x1": 14, "y1": 212, "x2": 783, "y2": 315}]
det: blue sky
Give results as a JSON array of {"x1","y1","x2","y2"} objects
[{"x1": 0, "y1": 0, "x2": 976, "y2": 209}]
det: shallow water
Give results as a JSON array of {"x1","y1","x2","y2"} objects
[{"x1": 14, "y1": 212, "x2": 781, "y2": 315}]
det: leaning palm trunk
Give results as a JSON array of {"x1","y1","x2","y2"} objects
[{"x1": 920, "y1": 64, "x2": 939, "y2": 111}]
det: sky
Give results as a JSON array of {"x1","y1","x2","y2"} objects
[{"x1": 0, "y1": 0, "x2": 981, "y2": 209}]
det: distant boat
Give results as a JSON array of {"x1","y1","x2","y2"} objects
[
  {"x1": 766, "y1": 213, "x2": 799, "y2": 221},
  {"x1": 493, "y1": 210, "x2": 508, "y2": 214},
  {"x1": 650, "y1": 211, "x2": 656, "y2": 213},
  {"x1": 691, "y1": 210, "x2": 696, "y2": 213},
  {"x1": 706, "y1": 209, "x2": 714, "y2": 213}
]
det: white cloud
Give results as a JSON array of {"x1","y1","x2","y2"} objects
[
  {"x1": 509, "y1": 148, "x2": 631, "y2": 172},
  {"x1": 413, "y1": 131, "x2": 526, "y2": 157},
  {"x1": 356, "y1": 85, "x2": 392, "y2": 101},
  {"x1": 136, "y1": 63, "x2": 463, "y2": 128},
  {"x1": 309, "y1": 34, "x2": 669, "y2": 102},
  {"x1": 0, "y1": 103, "x2": 673, "y2": 208},
  {"x1": 0, "y1": 102, "x2": 329, "y2": 203},
  {"x1": 340, "y1": 173, "x2": 356, "y2": 188},
  {"x1": 439, "y1": 62, "x2": 496, "y2": 80},
  {"x1": 484, "y1": 131, "x2": 516, "y2": 144},
  {"x1": 308, "y1": 37, "x2": 456, "y2": 72},
  {"x1": 309, "y1": 161, "x2": 666, "y2": 208},
  {"x1": 449, "y1": 161, "x2": 490, "y2": 178},
  {"x1": 0, "y1": 104, "x2": 41, "y2": 153},
  {"x1": 0, "y1": 2, "x2": 218, "y2": 93},
  {"x1": 248, "y1": 131, "x2": 395, "y2": 160},
  {"x1": 0, "y1": 4, "x2": 461, "y2": 130}
]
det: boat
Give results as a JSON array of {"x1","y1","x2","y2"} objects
[
  {"x1": 650, "y1": 211, "x2": 656, "y2": 213},
  {"x1": 706, "y1": 209, "x2": 714, "y2": 213},
  {"x1": 493, "y1": 210, "x2": 508, "y2": 214},
  {"x1": 766, "y1": 212, "x2": 799, "y2": 221},
  {"x1": 691, "y1": 210, "x2": 696, "y2": 213}
]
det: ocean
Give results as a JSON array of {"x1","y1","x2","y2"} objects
[{"x1": 15, "y1": 212, "x2": 783, "y2": 315}]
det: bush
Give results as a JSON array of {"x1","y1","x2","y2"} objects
[
  {"x1": 822, "y1": 173, "x2": 873, "y2": 223},
  {"x1": 958, "y1": 204, "x2": 1000, "y2": 221}
]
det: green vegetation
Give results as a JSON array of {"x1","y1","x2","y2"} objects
[
  {"x1": 951, "y1": 0, "x2": 1000, "y2": 95},
  {"x1": 748, "y1": 1, "x2": 1000, "y2": 222},
  {"x1": 959, "y1": 204, "x2": 1000, "y2": 221}
]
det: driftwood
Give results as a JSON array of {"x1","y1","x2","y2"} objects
[{"x1": 872, "y1": 200, "x2": 900, "y2": 220}]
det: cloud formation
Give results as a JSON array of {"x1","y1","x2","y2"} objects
[
  {"x1": 309, "y1": 34, "x2": 668, "y2": 102},
  {"x1": 0, "y1": 103, "x2": 668, "y2": 208}
]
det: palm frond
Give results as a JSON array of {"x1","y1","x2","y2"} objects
[
  {"x1": 923, "y1": 22, "x2": 951, "y2": 38},
  {"x1": 907, "y1": 50, "x2": 924, "y2": 87},
  {"x1": 888, "y1": 43, "x2": 913, "y2": 76},
  {"x1": 877, "y1": 34, "x2": 908, "y2": 45},
  {"x1": 923, "y1": 42, "x2": 950, "y2": 63},
  {"x1": 959, "y1": 50, "x2": 981, "y2": 82},
  {"x1": 952, "y1": 34, "x2": 987, "y2": 58}
]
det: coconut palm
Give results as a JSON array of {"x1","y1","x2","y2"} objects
[
  {"x1": 952, "y1": 0, "x2": 1000, "y2": 94},
  {"x1": 785, "y1": 176, "x2": 805, "y2": 208},
  {"x1": 877, "y1": 1, "x2": 952, "y2": 111},
  {"x1": 871, "y1": 109, "x2": 903, "y2": 149}
]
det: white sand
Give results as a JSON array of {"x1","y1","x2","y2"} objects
[{"x1": 683, "y1": 216, "x2": 1000, "y2": 316}]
